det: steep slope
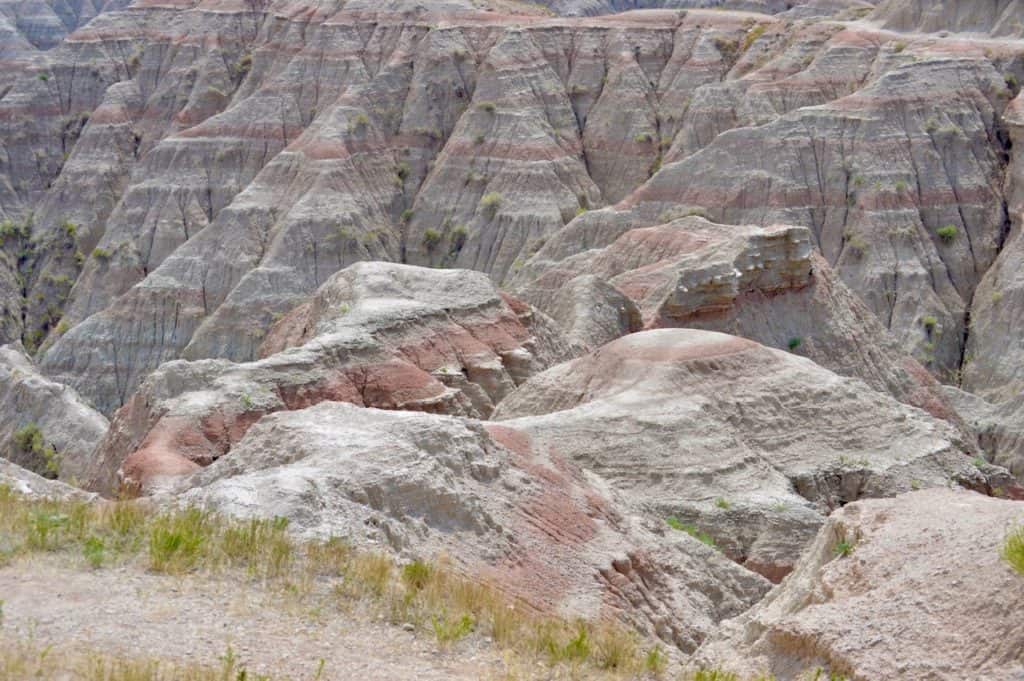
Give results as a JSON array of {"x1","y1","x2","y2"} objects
[{"x1": 872, "y1": 0, "x2": 1024, "y2": 38}]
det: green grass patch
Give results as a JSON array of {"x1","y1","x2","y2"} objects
[
  {"x1": 1002, "y1": 525, "x2": 1024, "y2": 576},
  {"x1": 666, "y1": 517, "x2": 718, "y2": 548}
]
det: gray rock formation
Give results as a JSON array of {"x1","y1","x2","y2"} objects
[
  {"x1": 0, "y1": 457, "x2": 97, "y2": 500},
  {"x1": 176, "y1": 401, "x2": 772, "y2": 652},
  {"x1": 0, "y1": 343, "x2": 107, "y2": 482},
  {"x1": 692, "y1": 488, "x2": 1024, "y2": 679},
  {"x1": 872, "y1": 0, "x2": 1024, "y2": 38},
  {"x1": 513, "y1": 216, "x2": 966, "y2": 427},
  {"x1": 86, "y1": 262, "x2": 569, "y2": 495},
  {"x1": 494, "y1": 329, "x2": 997, "y2": 580}
]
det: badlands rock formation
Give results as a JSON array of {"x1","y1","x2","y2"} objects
[
  {"x1": 176, "y1": 401, "x2": 772, "y2": 651},
  {"x1": 0, "y1": 0, "x2": 1014, "y2": 415},
  {"x1": 88, "y1": 263, "x2": 568, "y2": 494},
  {"x1": 692, "y1": 488, "x2": 1024, "y2": 680},
  {"x1": 494, "y1": 329, "x2": 1001, "y2": 580},
  {"x1": 0, "y1": 0, "x2": 1023, "y2": 676},
  {"x1": 513, "y1": 215, "x2": 964, "y2": 424},
  {"x1": 0, "y1": 343, "x2": 107, "y2": 481}
]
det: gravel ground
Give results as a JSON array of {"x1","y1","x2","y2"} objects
[{"x1": 0, "y1": 556, "x2": 539, "y2": 680}]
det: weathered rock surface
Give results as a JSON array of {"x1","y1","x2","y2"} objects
[
  {"x1": 0, "y1": 2, "x2": 1014, "y2": 414},
  {"x1": 944, "y1": 385, "x2": 1024, "y2": 482},
  {"x1": 494, "y1": 329, "x2": 996, "y2": 580},
  {"x1": 0, "y1": 457, "x2": 97, "y2": 500},
  {"x1": 692, "y1": 488, "x2": 1024, "y2": 680},
  {"x1": 872, "y1": 0, "x2": 1024, "y2": 38},
  {"x1": 616, "y1": 54, "x2": 1014, "y2": 379},
  {"x1": 0, "y1": 343, "x2": 107, "y2": 482},
  {"x1": 87, "y1": 263, "x2": 568, "y2": 494},
  {"x1": 514, "y1": 215, "x2": 963, "y2": 425},
  {"x1": 176, "y1": 400, "x2": 772, "y2": 652}
]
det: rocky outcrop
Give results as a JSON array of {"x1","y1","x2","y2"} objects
[
  {"x1": 0, "y1": 2, "x2": 1014, "y2": 413},
  {"x1": 177, "y1": 400, "x2": 772, "y2": 652},
  {"x1": 692, "y1": 488, "x2": 1024, "y2": 680},
  {"x1": 494, "y1": 329, "x2": 996, "y2": 581},
  {"x1": 514, "y1": 215, "x2": 964, "y2": 425},
  {"x1": 0, "y1": 457, "x2": 97, "y2": 500},
  {"x1": 535, "y1": 274, "x2": 642, "y2": 353},
  {"x1": 872, "y1": 0, "x2": 1024, "y2": 38},
  {"x1": 621, "y1": 55, "x2": 1013, "y2": 379},
  {"x1": 86, "y1": 263, "x2": 568, "y2": 495},
  {"x1": 0, "y1": 343, "x2": 107, "y2": 482}
]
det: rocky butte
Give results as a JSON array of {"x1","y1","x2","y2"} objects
[{"x1": 0, "y1": 0, "x2": 1023, "y2": 679}]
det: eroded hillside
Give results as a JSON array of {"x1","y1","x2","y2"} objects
[{"x1": 2, "y1": 0, "x2": 1024, "y2": 679}]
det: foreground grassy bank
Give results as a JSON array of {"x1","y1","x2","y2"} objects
[{"x1": 0, "y1": 485, "x2": 670, "y2": 679}]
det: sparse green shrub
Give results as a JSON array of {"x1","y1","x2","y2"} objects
[
  {"x1": 347, "y1": 113, "x2": 369, "y2": 133},
  {"x1": 1002, "y1": 525, "x2": 1024, "y2": 576},
  {"x1": 233, "y1": 53, "x2": 253, "y2": 80},
  {"x1": 27, "y1": 510, "x2": 69, "y2": 550},
  {"x1": 479, "y1": 192, "x2": 503, "y2": 215},
  {"x1": 644, "y1": 646, "x2": 667, "y2": 677},
  {"x1": 833, "y1": 539, "x2": 854, "y2": 558},
  {"x1": 788, "y1": 337, "x2": 802, "y2": 351},
  {"x1": 895, "y1": 180, "x2": 908, "y2": 192},
  {"x1": 422, "y1": 228, "x2": 442, "y2": 251},
  {"x1": 713, "y1": 37, "x2": 739, "y2": 61},
  {"x1": 741, "y1": 24, "x2": 766, "y2": 52},
  {"x1": 634, "y1": 132, "x2": 653, "y2": 144},
  {"x1": 892, "y1": 41, "x2": 906, "y2": 53},
  {"x1": 220, "y1": 516, "x2": 293, "y2": 577},
  {"x1": 921, "y1": 315, "x2": 938, "y2": 331},
  {"x1": 591, "y1": 624, "x2": 638, "y2": 671},
  {"x1": 534, "y1": 622, "x2": 590, "y2": 665},
  {"x1": 92, "y1": 247, "x2": 111, "y2": 260},
  {"x1": 395, "y1": 162, "x2": 410, "y2": 181},
  {"x1": 844, "y1": 230, "x2": 868, "y2": 257},
  {"x1": 476, "y1": 101, "x2": 496, "y2": 114},
  {"x1": 714, "y1": 497, "x2": 731, "y2": 510},
  {"x1": 937, "y1": 225, "x2": 958, "y2": 243},
  {"x1": 401, "y1": 559, "x2": 433, "y2": 592},
  {"x1": 400, "y1": 208, "x2": 414, "y2": 224},
  {"x1": 13, "y1": 423, "x2": 59, "y2": 478},
  {"x1": 431, "y1": 612, "x2": 475, "y2": 646}
]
